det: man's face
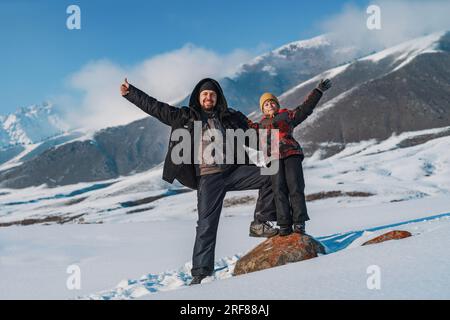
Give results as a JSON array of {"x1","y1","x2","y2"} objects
[
  {"x1": 199, "y1": 90, "x2": 217, "y2": 110},
  {"x1": 263, "y1": 100, "x2": 279, "y2": 117}
]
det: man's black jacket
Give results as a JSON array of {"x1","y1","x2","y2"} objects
[{"x1": 124, "y1": 78, "x2": 251, "y2": 189}]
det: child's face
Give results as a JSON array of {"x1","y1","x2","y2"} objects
[{"x1": 263, "y1": 100, "x2": 279, "y2": 117}]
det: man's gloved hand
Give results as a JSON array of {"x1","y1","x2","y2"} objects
[{"x1": 316, "y1": 78, "x2": 332, "y2": 92}]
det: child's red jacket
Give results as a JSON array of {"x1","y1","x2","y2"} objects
[{"x1": 248, "y1": 88, "x2": 323, "y2": 160}]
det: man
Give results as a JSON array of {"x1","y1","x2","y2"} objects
[{"x1": 120, "y1": 78, "x2": 278, "y2": 285}]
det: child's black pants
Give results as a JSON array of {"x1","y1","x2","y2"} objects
[{"x1": 270, "y1": 155, "x2": 310, "y2": 226}]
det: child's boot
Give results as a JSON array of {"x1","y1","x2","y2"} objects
[
  {"x1": 279, "y1": 225, "x2": 293, "y2": 236},
  {"x1": 293, "y1": 222, "x2": 306, "y2": 235}
]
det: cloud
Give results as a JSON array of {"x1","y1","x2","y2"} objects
[
  {"x1": 320, "y1": 0, "x2": 450, "y2": 53},
  {"x1": 58, "y1": 44, "x2": 254, "y2": 130}
]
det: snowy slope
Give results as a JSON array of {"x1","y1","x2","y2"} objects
[
  {"x1": 282, "y1": 31, "x2": 446, "y2": 101},
  {"x1": 1, "y1": 124, "x2": 450, "y2": 299},
  {"x1": 359, "y1": 31, "x2": 445, "y2": 71},
  {"x1": 1, "y1": 196, "x2": 449, "y2": 299},
  {"x1": 274, "y1": 31, "x2": 450, "y2": 158},
  {"x1": 150, "y1": 213, "x2": 450, "y2": 300}
]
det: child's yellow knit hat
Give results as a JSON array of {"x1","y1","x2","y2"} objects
[{"x1": 259, "y1": 92, "x2": 279, "y2": 111}]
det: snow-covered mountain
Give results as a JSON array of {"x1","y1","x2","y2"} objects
[
  {"x1": 0, "y1": 103, "x2": 81, "y2": 171},
  {"x1": 1, "y1": 31, "x2": 449, "y2": 189},
  {"x1": 0, "y1": 116, "x2": 169, "y2": 189},
  {"x1": 0, "y1": 102, "x2": 70, "y2": 148},
  {"x1": 178, "y1": 34, "x2": 374, "y2": 114},
  {"x1": 275, "y1": 31, "x2": 450, "y2": 157}
]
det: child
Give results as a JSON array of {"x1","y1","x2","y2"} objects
[{"x1": 248, "y1": 79, "x2": 332, "y2": 236}]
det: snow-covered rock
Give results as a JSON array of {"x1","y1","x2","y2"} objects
[
  {"x1": 362, "y1": 230, "x2": 412, "y2": 246},
  {"x1": 233, "y1": 233, "x2": 326, "y2": 276}
]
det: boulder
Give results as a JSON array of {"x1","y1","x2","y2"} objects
[
  {"x1": 362, "y1": 230, "x2": 412, "y2": 246},
  {"x1": 233, "y1": 233, "x2": 326, "y2": 276}
]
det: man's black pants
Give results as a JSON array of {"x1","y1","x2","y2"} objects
[
  {"x1": 271, "y1": 155, "x2": 310, "y2": 226},
  {"x1": 191, "y1": 165, "x2": 276, "y2": 277}
]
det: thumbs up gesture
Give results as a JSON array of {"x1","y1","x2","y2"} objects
[{"x1": 120, "y1": 78, "x2": 130, "y2": 96}]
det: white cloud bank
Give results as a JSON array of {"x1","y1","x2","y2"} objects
[
  {"x1": 58, "y1": 0, "x2": 450, "y2": 131},
  {"x1": 58, "y1": 44, "x2": 253, "y2": 130},
  {"x1": 320, "y1": 0, "x2": 450, "y2": 54}
]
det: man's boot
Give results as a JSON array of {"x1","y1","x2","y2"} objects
[
  {"x1": 249, "y1": 221, "x2": 278, "y2": 238},
  {"x1": 189, "y1": 275, "x2": 207, "y2": 286}
]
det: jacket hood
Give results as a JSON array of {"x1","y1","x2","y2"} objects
[{"x1": 188, "y1": 78, "x2": 228, "y2": 114}]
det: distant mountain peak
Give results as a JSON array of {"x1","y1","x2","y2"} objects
[
  {"x1": 1, "y1": 103, "x2": 70, "y2": 147},
  {"x1": 240, "y1": 34, "x2": 333, "y2": 71},
  {"x1": 274, "y1": 34, "x2": 331, "y2": 54}
]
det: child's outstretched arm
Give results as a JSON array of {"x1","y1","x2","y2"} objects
[{"x1": 291, "y1": 79, "x2": 331, "y2": 127}]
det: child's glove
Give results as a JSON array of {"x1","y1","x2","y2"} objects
[{"x1": 316, "y1": 79, "x2": 332, "y2": 92}]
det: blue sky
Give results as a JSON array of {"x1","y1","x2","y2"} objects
[{"x1": 0, "y1": 0, "x2": 372, "y2": 115}]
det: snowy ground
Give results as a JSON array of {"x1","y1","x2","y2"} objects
[
  {"x1": 1, "y1": 127, "x2": 450, "y2": 299},
  {"x1": 0, "y1": 196, "x2": 449, "y2": 299},
  {"x1": 151, "y1": 214, "x2": 450, "y2": 300}
]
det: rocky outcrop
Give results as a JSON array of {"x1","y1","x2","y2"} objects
[
  {"x1": 362, "y1": 230, "x2": 412, "y2": 246},
  {"x1": 233, "y1": 233, "x2": 326, "y2": 276}
]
